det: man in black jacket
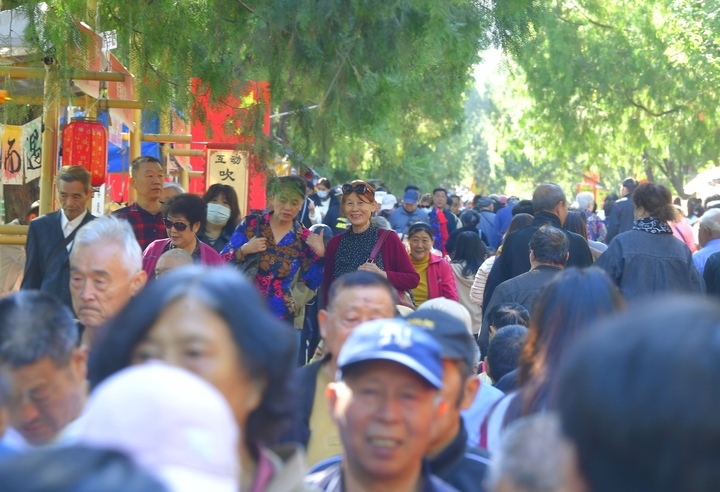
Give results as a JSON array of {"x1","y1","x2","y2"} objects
[
  {"x1": 483, "y1": 183, "x2": 592, "y2": 312},
  {"x1": 406, "y1": 310, "x2": 490, "y2": 492},
  {"x1": 283, "y1": 271, "x2": 396, "y2": 467},
  {"x1": 605, "y1": 177, "x2": 638, "y2": 244},
  {"x1": 479, "y1": 225, "x2": 569, "y2": 357},
  {"x1": 21, "y1": 166, "x2": 95, "y2": 310}
]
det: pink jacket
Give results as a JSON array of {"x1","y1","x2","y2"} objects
[
  {"x1": 425, "y1": 253, "x2": 459, "y2": 302},
  {"x1": 142, "y1": 238, "x2": 226, "y2": 278}
]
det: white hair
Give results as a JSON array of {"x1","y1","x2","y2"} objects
[
  {"x1": 576, "y1": 192, "x2": 594, "y2": 211},
  {"x1": 699, "y1": 208, "x2": 720, "y2": 237},
  {"x1": 486, "y1": 413, "x2": 571, "y2": 491},
  {"x1": 71, "y1": 216, "x2": 142, "y2": 274},
  {"x1": 163, "y1": 182, "x2": 185, "y2": 194}
]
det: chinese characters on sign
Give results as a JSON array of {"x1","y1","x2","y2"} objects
[
  {"x1": 207, "y1": 149, "x2": 249, "y2": 211},
  {"x1": 0, "y1": 118, "x2": 45, "y2": 185}
]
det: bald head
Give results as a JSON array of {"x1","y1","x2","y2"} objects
[{"x1": 533, "y1": 184, "x2": 568, "y2": 225}]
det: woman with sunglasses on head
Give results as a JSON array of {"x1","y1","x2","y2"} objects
[
  {"x1": 321, "y1": 180, "x2": 419, "y2": 305},
  {"x1": 142, "y1": 193, "x2": 224, "y2": 278},
  {"x1": 221, "y1": 175, "x2": 326, "y2": 322}
]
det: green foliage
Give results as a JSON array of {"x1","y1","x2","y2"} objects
[
  {"x1": 496, "y1": 0, "x2": 720, "y2": 196},
  {"x1": 13, "y1": 0, "x2": 538, "y2": 182}
]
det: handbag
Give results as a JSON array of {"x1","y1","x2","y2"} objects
[
  {"x1": 236, "y1": 214, "x2": 262, "y2": 279},
  {"x1": 369, "y1": 229, "x2": 416, "y2": 309}
]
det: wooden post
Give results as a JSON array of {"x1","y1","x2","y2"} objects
[{"x1": 39, "y1": 68, "x2": 59, "y2": 216}]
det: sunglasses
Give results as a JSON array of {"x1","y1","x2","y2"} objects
[
  {"x1": 163, "y1": 219, "x2": 189, "y2": 232},
  {"x1": 342, "y1": 183, "x2": 370, "y2": 195}
]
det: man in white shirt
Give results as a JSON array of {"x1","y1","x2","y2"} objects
[{"x1": 21, "y1": 166, "x2": 95, "y2": 310}]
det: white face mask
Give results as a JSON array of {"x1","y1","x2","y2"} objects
[
  {"x1": 207, "y1": 203, "x2": 231, "y2": 225},
  {"x1": 317, "y1": 190, "x2": 329, "y2": 199}
]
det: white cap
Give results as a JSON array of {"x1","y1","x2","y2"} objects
[
  {"x1": 417, "y1": 297, "x2": 473, "y2": 334},
  {"x1": 381, "y1": 194, "x2": 398, "y2": 211},
  {"x1": 77, "y1": 362, "x2": 240, "y2": 492}
]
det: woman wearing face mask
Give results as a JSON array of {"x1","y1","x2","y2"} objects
[
  {"x1": 309, "y1": 177, "x2": 343, "y2": 235},
  {"x1": 198, "y1": 184, "x2": 242, "y2": 253}
]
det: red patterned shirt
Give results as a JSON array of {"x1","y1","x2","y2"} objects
[{"x1": 112, "y1": 203, "x2": 166, "y2": 252}]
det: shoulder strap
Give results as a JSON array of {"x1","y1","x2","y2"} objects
[
  {"x1": 369, "y1": 229, "x2": 391, "y2": 262},
  {"x1": 245, "y1": 214, "x2": 262, "y2": 239},
  {"x1": 46, "y1": 225, "x2": 81, "y2": 269}
]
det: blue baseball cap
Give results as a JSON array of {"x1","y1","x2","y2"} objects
[
  {"x1": 337, "y1": 319, "x2": 444, "y2": 389},
  {"x1": 403, "y1": 189, "x2": 420, "y2": 204}
]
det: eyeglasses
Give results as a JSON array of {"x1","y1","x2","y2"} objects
[
  {"x1": 163, "y1": 219, "x2": 189, "y2": 231},
  {"x1": 342, "y1": 183, "x2": 369, "y2": 195}
]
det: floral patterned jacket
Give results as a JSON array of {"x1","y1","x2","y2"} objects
[{"x1": 221, "y1": 213, "x2": 324, "y2": 320}]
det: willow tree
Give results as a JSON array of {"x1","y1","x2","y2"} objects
[
  {"x1": 501, "y1": 0, "x2": 720, "y2": 196},
  {"x1": 16, "y1": 0, "x2": 538, "y2": 178}
]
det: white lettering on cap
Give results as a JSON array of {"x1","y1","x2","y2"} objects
[{"x1": 378, "y1": 325, "x2": 414, "y2": 349}]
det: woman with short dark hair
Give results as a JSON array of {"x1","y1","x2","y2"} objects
[
  {"x1": 88, "y1": 267, "x2": 305, "y2": 492},
  {"x1": 406, "y1": 222, "x2": 458, "y2": 306},
  {"x1": 197, "y1": 184, "x2": 242, "y2": 253},
  {"x1": 596, "y1": 183, "x2": 705, "y2": 300},
  {"x1": 142, "y1": 193, "x2": 224, "y2": 278},
  {"x1": 309, "y1": 177, "x2": 343, "y2": 235}
]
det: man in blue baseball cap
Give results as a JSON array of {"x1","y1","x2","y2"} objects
[
  {"x1": 305, "y1": 318, "x2": 458, "y2": 491},
  {"x1": 390, "y1": 188, "x2": 430, "y2": 235},
  {"x1": 406, "y1": 310, "x2": 490, "y2": 492}
]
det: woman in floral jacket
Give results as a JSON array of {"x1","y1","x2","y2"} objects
[{"x1": 221, "y1": 176, "x2": 325, "y2": 321}]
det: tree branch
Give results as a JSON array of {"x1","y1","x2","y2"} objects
[
  {"x1": 627, "y1": 98, "x2": 686, "y2": 117},
  {"x1": 569, "y1": 0, "x2": 615, "y2": 29},
  {"x1": 235, "y1": 0, "x2": 256, "y2": 16},
  {"x1": 322, "y1": 37, "x2": 358, "y2": 106}
]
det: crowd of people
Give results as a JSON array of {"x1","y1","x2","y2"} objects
[{"x1": 0, "y1": 156, "x2": 719, "y2": 491}]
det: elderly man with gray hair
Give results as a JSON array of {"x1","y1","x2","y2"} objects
[
  {"x1": 0, "y1": 291, "x2": 88, "y2": 450},
  {"x1": 575, "y1": 192, "x2": 606, "y2": 244},
  {"x1": 69, "y1": 217, "x2": 147, "y2": 347},
  {"x1": 486, "y1": 414, "x2": 573, "y2": 492},
  {"x1": 692, "y1": 208, "x2": 720, "y2": 275}
]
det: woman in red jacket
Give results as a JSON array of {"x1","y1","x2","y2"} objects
[
  {"x1": 322, "y1": 180, "x2": 419, "y2": 305},
  {"x1": 406, "y1": 222, "x2": 458, "y2": 306}
]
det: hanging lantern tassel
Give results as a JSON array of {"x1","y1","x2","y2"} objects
[{"x1": 62, "y1": 117, "x2": 108, "y2": 187}]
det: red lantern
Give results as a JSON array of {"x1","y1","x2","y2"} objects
[{"x1": 62, "y1": 117, "x2": 107, "y2": 187}]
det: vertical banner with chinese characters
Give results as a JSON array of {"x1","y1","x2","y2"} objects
[
  {"x1": 207, "y1": 149, "x2": 250, "y2": 212},
  {"x1": 1, "y1": 124, "x2": 24, "y2": 185},
  {"x1": 22, "y1": 117, "x2": 42, "y2": 183}
]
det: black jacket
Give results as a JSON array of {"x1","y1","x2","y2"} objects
[
  {"x1": 197, "y1": 222, "x2": 235, "y2": 253},
  {"x1": 606, "y1": 195, "x2": 635, "y2": 244},
  {"x1": 703, "y1": 251, "x2": 720, "y2": 296},
  {"x1": 21, "y1": 210, "x2": 95, "y2": 310},
  {"x1": 311, "y1": 193, "x2": 344, "y2": 235},
  {"x1": 306, "y1": 462, "x2": 459, "y2": 492},
  {"x1": 483, "y1": 212, "x2": 593, "y2": 311},
  {"x1": 279, "y1": 356, "x2": 329, "y2": 447},
  {"x1": 428, "y1": 419, "x2": 490, "y2": 492},
  {"x1": 479, "y1": 265, "x2": 563, "y2": 357}
]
